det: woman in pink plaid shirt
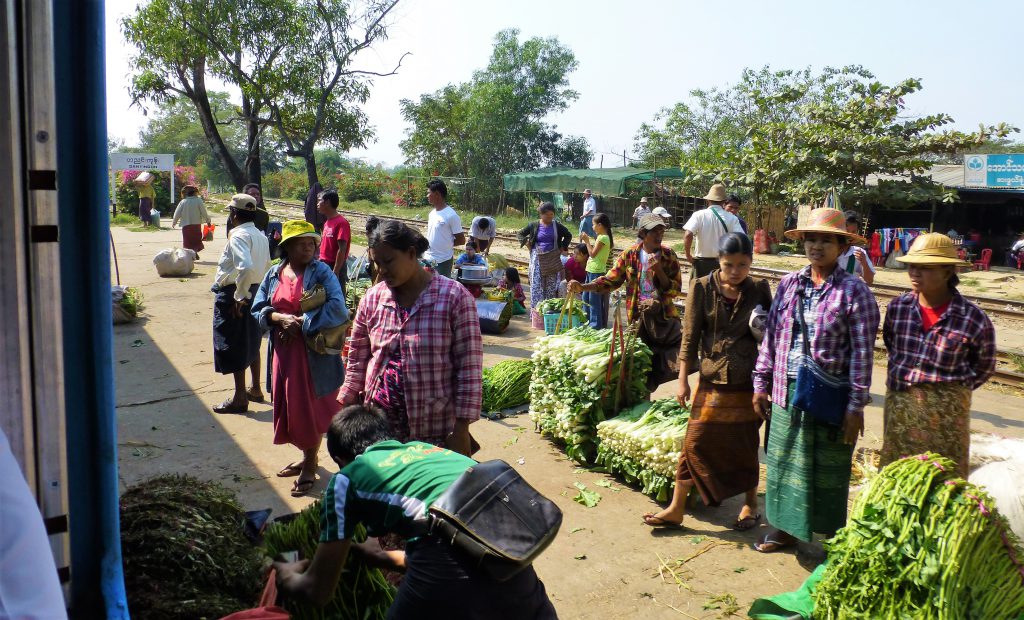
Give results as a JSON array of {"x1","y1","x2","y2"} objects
[{"x1": 339, "y1": 221, "x2": 482, "y2": 456}]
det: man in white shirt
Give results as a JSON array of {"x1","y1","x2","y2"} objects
[
  {"x1": 0, "y1": 429, "x2": 67, "y2": 619},
  {"x1": 682, "y1": 183, "x2": 743, "y2": 279},
  {"x1": 469, "y1": 215, "x2": 497, "y2": 257},
  {"x1": 632, "y1": 197, "x2": 651, "y2": 229},
  {"x1": 580, "y1": 188, "x2": 597, "y2": 238},
  {"x1": 837, "y1": 211, "x2": 876, "y2": 285},
  {"x1": 422, "y1": 179, "x2": 466, "y2": 277},
  {"x1": 211, "y1": 193, "x2": 272, "y2": 413}
]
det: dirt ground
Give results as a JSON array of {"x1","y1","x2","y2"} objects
[{"x1": 111, "y1": 223, "x2": 1024, "y2": 619}]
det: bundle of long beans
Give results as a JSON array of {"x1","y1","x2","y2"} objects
[
  {"x1": 813, "y1": 453, "x2": 1024, "y2": 619},
  {"x1": 263, "y1": 500, "x2": 395, "y2": 620}
]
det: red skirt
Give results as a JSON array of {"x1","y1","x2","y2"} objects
[{"x1": 182, "y1": 224, "x2": 205, "y2": 253}]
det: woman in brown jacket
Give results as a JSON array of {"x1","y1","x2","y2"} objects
[{"x1": 643, "y1": 232, "x2": 772, "y2": 530}]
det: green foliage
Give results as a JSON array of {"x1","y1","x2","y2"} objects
[
  {"x1": 113, "y1": 166, "x2": 205, "y2": 216},
  {"x1": 400, "y1": 29, "x2": 592, "y2": 208}
]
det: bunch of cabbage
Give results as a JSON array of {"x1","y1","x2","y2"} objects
[
  {"x1": 529, "y1": 326, "x2": 651, "y2": 463},
  {"x1": 596, "y1": 399, "x2": 690, "y2": 501}
]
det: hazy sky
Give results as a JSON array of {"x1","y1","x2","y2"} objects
[{"x1": 105, "y1": 0, "x2": 1024, "y2": 167}]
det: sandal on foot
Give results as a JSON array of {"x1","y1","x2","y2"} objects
[
  {"x1": 753, "y1": 533, "x2": 796, "y2": 553},
  {"x1": 246, "y1": 389, "x2": 266, "y2": 403},
  {"x1": 276, "y1": 462, "x2": 303, "y2": 478},
  {"x1": 213, "y1": 400, "x2": 247, "y2": 414},
  {"x1": 733, "y1": 513, "x2": 762, "y2": 531},
  {"x1": 642, "y1": 514, "x2": 684, "y2": 530},
  {"x1": 291, "y1": 478, "x2": 316, "y2": 497}
]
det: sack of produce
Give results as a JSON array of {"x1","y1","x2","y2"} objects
[
  {"x1": 482, "y1": 359, "x2": 532, "y2": 412},
  {"x1": 111, "y1": 285, "x2": 143, "y2": 325},
  {"x1": 812, "y1": 453, "x2": 1024, "y2": 619},
  {"x1": 153, "y1": 247, "x2": 197, "y2": 277},
  {"x1": 596, "y1": 398, "x2": 690, "y2": 501},
  {"x1": 529, "y1": 325, "x2": 651, "y2": 463},
  {"x1": 476, "y1": 300, "x2": 512, "y2": 334}
]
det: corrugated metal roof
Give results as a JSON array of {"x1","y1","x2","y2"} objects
[{"x1": 866, "y1": 164, "x2": 965, "y2": 187}]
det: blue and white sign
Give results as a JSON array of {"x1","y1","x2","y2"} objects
[{"x1": 964, "y1": 154, "x2": 1024, "y2": 188}]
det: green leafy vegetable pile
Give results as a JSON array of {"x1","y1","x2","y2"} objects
[
  {"x1": 813, "y1": 452, "x2": 1024, "y2": 619},
  {"x1": 119, "y1": 286, "x2": 144, "y2": 317},
  {"x1": 346, "y1": 278, "x2": 373, "y2": 310},
  {"x1": 536, "y1": 297, "x2": 587, "y2": 323},
  {"x1": 263, "y1": 500, "x2": 395, "y2": 620},
  {"x1": 482, "y1": 359, "x2": 533, "y2": 411},
  {"x1": 596, "y1": 398, "x2": 690, "y2": 502},
  {"x1": 529, "y1": 325, "x2": 651, "y2": 463}
]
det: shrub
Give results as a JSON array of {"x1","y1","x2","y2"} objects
[{"x1": 113, "y1": 166, "x2": 205, "y2": 216}]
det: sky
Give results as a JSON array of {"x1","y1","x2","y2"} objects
[{"x1": 105, "y1": 0, "x2": 1024, "y2": 168}]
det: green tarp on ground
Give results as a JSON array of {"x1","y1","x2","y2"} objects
[{"x1": 502, "y1": 166, "x2": 686, "y2": 197}]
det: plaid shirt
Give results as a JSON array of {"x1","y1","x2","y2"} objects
[
  {"x1": 753, "y1": 266, "x2": 880, "y2": 416},
  {"x1": 882, "y1": 291, "x2": 996, "y2": 391},
  {"x1": 340, "y1": 276, "x2": 482, "y2": 440},
  {"x1": 593, "y1": 242, "x2": 682, "y2": 322}
]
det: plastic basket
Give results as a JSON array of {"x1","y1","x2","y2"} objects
[{"x1": 543, "y1": 312, "x2": 582, "y2": 335}]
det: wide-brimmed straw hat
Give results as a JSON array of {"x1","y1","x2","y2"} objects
[
  {"x1": 280, "y1": 219, "x2": 321, "y2": 245},
  {"x1": 785, "y1": 207, "x2": 867, "y2": 245},
  {"x1": 896, "y1": 233, "x2": 968, "y2": 265},
  {"x1": 703, "y1": 184, "x2": 727, "y2": 202},
  {"x1": 639, "y1": 197, "x2": 648, "y2": 204}
]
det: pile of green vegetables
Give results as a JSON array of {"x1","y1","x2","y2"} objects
[
  {"x1": 263, "y1": 500, "x2": 395, "y2": 620},
  {"x1": 482, "y1": 359, "x2": 533, "y2": 412},
  {"x1": 596, "y1": 398, "x2": 690, "y2": 502},
  {"x1": 529, "y1": 325, "x2": 651, "y2": 463},
  {"x1": 346, "y1": 278, "x2": 373, "y2": 310},
  {"x1": 120, "y1": 475, "x2": 263, "y2": 619},
  {"x1": 119, "y1": 286, "x2": 144, "y2": 317},
  {"x1": 536, "y1": 297, "x2": 587, "y2": 323},
  {"x1": 813, "y1": 452, "x2": 1024, "y2": 619}
]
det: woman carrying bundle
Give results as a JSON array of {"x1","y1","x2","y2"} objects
[
  {"x1": 643, "y1": 233, "x2": 772, "y2": 530},
  {"x1": 881, "y1": 233, "x2": 996, "y2": 476},
  {"x1": 751, "y1": 208, "x2": 880, "y2": 552}
]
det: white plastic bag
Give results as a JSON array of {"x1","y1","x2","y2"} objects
[{"x1": 153, "y1": 247, "x2": 197, "y2": 277}]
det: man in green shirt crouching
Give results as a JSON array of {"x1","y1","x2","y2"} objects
[{"x1": 274, "y1": 405, "x2": 558, "y2": 619}]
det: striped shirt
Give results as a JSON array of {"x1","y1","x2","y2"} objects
[
  {"x1": 882, "y1": 291, "x2": 996, "y2": 391},
  {"x1": 320, "y1": 441, "x2": 474, "y2": 541},
  {"x1": 753, "y1": 266, "x2": 880, "y2": 416},
  {"x1": 340, "y1": 275, "x2": 483, "y2": 441}
]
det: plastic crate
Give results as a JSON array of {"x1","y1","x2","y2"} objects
[{"x1": 542, "y1": 312, "x2": 582, "y2": 335}]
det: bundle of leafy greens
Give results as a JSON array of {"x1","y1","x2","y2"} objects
[
  {"x1": 813, "y1": 453, "x2": 1024, "y2": 619},
  {"x1": 596, "y1": 398, "x2": 690, "y2": 502},
  {"x1": 529, "y1": 325, "x2": 651, "y2": 463},
  {"x1": 482, "y1": 359, "x2": 533, "y2": 412}
]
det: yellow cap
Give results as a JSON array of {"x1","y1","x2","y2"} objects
[{"x1": 896, "y1": 233, "x2": 968, "y2": 265}]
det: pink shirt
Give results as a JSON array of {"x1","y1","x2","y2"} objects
[{"x1": 319, "y1": 214, "x2": 351, "y2": 266}]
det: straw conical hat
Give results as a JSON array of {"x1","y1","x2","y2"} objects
[
  {"x1": 896, "y1": 233, "x2": 968, "y2": 265},
  {"x1": 784, "y1": 208, "x2": 867, "y2": 246}
]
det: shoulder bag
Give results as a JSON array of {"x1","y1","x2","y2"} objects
[
  {"x1": 428, "y1": 459, "x2": 562, "y2": 582},
  {"x1": 298, "y1": 283, "x2": 349, "y2": 355},
  {"x1": 791, "y1": 296, "x2": 850, "y2": 427},
  {"x1": 537, "y1": 247, "x2": 564, "y2": 277}
]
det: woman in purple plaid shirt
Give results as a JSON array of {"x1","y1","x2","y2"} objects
[
  {"x1": 752, "y1": 208, "x2": 880, "y2": 553},
  {"x1": 881, "y1": 233, "x2": 996, "y2": 477}
]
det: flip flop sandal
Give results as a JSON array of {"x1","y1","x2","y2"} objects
[
  {"x1": 213, "y1": 400, "x2": 248, "y2": 414},
  {"x1": 642, "y1": 514, "x2": 684, "y2": 530},
  {"x1": 733, "y1": 513, "x2": 762, "y2": 531},
  {"x1": 246, "y1": 389, "x2": 266, "y2": 403},
  {"x1": 753, "y1": 534, "x2": 796, "y2": 553},
  {"x1": 276, "y1": 462, "x2": 303, "y2": 478},
  {"x1": 291, "y1": 478, "x2": 316, "y2": 497}
]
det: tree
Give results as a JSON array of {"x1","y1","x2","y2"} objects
[{"x1": 400, "y1": 29, "x2": 592, "y2": 207}]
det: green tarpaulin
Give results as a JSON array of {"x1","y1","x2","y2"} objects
[{"x1": 502, "y1": 166, "x2": 685, "y2": 197}]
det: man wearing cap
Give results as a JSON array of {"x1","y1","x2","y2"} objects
[
  {"x1": 632, "y1": 197, "x2": 652, "y2": 229},
  {"x1": 211, "y1": 193, "x2": 272, "y2": 413},
  {"x1": 570, "y1": 214, "x2": 683, "y2": 391},
  {"x1": 723, "y1": 194, "x2": 748, "y2": 234},
  {"x1": 682, "y1": 184, "x2": 743, "y2": 279},
  {"x1": 580, "y1": 189, "x2": 597, "y2": 238},
  {"x1": 837, "y1": 211, "x2": 875, "y2": 285},
  {"x1": 652, "y1": 206, "x2": 672, "y2": 226}
]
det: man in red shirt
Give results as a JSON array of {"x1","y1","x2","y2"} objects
[{"x1": 317, "y1": 190, "x2": 351, "y2": 296}]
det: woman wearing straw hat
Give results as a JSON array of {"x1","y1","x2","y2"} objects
[
  {"x1": 171, "y1": 184, "x2": 211, "y2": 258},
  {"x1": 751, "y1": 208, "x2": 880, "y2": 553},
  {"x1": 880, "y1": 233, "x2": 996, "y2": 476},
  {"x1": 251, "y1": 220, "x2": 348, "y2": 496}
]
